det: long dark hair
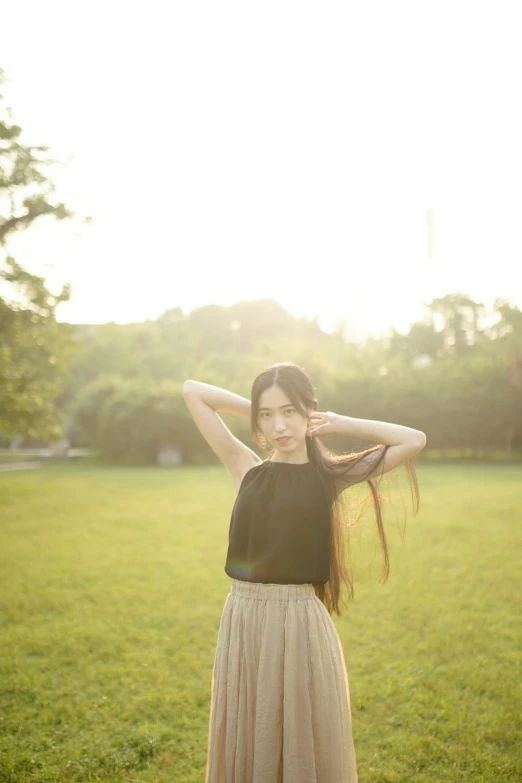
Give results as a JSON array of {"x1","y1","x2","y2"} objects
[{"x1": 250, "y1": 362, "x2": 420, "y2": 617}]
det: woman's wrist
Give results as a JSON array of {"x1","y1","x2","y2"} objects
[{"x1": 333, "y1": 413, "x2": 426, "y2": 446}]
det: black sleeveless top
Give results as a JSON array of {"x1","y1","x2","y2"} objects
[
  {"x1": 224, "y1": 446, "x2": 389, "y2": 586},
  {"x1": 224, "y1": 459, "x2": 330, "y2": 585}
]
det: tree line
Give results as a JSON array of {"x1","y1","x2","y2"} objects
[{"x1": 1, "y1": 67, "x2": 521, "y2": 463}]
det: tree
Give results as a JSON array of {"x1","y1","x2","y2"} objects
[
  {"x1": 70, "y1": 374, "x2": 200, "y2": 464},
  {"x1": 0, "y1": 67, "x2": 79, "y2": 440},
  {"x1": 426, "y1": 292, "x2": 486, "y2": 354}
]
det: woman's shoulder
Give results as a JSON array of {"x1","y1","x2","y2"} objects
[{"x1": 232, "y1": 458, "x2": 267, "y2": 495}]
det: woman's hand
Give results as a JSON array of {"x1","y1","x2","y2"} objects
[{"x1": 308, "y1": 411, "x2": 338, "y2": 438}]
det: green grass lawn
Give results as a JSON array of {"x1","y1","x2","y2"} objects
[{"x1": 0, "y1": 461, "x2": 521, "y2": 783}]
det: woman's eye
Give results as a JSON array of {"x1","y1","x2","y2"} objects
[{"x1": 261, "y1": 409, "x2": 293, "y2": 418}]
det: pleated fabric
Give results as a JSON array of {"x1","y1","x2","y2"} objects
[{"x1": 205, "y1": 579, "x2": 358, "y2": 783}]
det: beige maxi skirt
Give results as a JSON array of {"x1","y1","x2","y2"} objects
[{"x1": 205, "y1": 579, "x2": 358, "y2": 783}]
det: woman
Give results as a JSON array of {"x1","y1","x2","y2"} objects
[{"x1": 183, "y1": 362, "x2": 426, "y2": 783}]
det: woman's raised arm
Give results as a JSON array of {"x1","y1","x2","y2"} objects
[
  {"x1": 183, "y1": 380, "x2": 260, "y2": 476},
  {"x1": 183, "y1": 380, "x2": 251, "y2": 418}
]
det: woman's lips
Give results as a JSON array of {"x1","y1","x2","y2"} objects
[{"x1": 276, "y1": 436, "x2": 291, "y2": 443}]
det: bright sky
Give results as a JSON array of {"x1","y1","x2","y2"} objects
[{"x1": 1, "y1": 1, "x2": 520, "y2": 341}]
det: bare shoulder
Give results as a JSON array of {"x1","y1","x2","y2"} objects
[{"x1": 230, "y1": 449, "x2": 263, "y2": 494}]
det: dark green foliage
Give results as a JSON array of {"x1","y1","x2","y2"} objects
[
  {"x1": 0, "y1": 68, "x2": 79, "y2": 441},
  {"x1": 70, "y1": 375, "x2": 197, "y2": 464}
]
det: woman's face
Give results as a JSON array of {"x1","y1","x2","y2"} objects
[{"x1": 256, "y1": 385, "x2": 311, "y2": 453}]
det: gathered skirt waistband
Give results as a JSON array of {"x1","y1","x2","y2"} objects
[{"x1": 230, "y1": 578, "x2": 317, "y2": 602}]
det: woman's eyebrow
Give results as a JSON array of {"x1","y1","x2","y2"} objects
[{"x1": 258, "y1": 404, "x2": 293, "y2": 412}]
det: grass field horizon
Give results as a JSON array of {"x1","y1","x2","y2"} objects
[{"x1": 1, "y1": 460, "x2": 521, "y2": 782}]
